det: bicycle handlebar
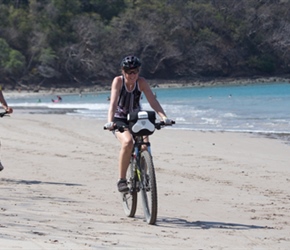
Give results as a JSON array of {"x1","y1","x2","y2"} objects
[
  {"x1": 155, "y1": 120, "x2": 175, "y2": 130},
  {"x1": 103, "y1": 120, "x2": 175, "y2": 132},
  {"x1": 0, "y1": 111, "x2": 8, "y2": 118}
]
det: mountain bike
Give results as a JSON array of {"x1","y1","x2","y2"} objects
[{"x1": 104, "y1": 111, "x2": 174, "y2": 225}]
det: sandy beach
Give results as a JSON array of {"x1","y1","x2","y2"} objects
[{"x1": 0, "y1": 112, "x2": 290, "y2": 249}]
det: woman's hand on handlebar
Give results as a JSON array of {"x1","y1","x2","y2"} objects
[
  {"x1": 156, "y1": 119, "x2": 175, "y2": 129},
  {"x1": 104, "y1": 122, "x2": 115, "y2": 130},
  {"x1": 0, "y1": 107, "x2": 13, "y2": 117},
  {"x1": 103, "y1": 122, "x2": 125, "y2": 132},
  {"x1": 162, "y1": 117, "x2": 175, "y2": 125},
  {"x1": 5, "y1": 107, "x2": 13, "y2": 114}
]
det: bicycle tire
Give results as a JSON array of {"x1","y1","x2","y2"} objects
[
  {"x1": 122, "y1": 157, "x2": 137, "y2": 217},
  {"x1": 140, "y1": 150, "x2": 158, "y2": 225}
]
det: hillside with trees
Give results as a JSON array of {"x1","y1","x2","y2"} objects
[{"x1": 0, "y1": 0, "x2": 290, "y2": 90}]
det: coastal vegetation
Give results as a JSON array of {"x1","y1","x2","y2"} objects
[{"x1": 0, "y1": 0, "x2": 290, "y2": 90}]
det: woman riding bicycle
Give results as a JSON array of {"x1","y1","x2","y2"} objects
[
  {"x1": 104, "y1": 55, "x2": 172, "y2": 192},
  {"x1": 0, "y1": 89, "x2": 13, "y2": 171}
]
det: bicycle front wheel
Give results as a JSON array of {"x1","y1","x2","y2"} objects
[
  {"x1": 140, "y1": 150, "x2": 158, "y2": 225},
  {"x1": 122, "y1": 157, "x2": 137, "y2": 217}
]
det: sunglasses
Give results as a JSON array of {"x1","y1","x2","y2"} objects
[{"x1": 124, "y1": 68, "x2": 139, "y2": 75}]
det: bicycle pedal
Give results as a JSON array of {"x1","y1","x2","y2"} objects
[{"x1": 122, "y1": 190, "x2": 130, "y2": 195}]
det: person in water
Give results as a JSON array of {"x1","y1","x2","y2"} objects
[
  {"x1": 52, "y1": 95, "x2": 62, "y2": 103},
  {"x1": 104, "y1": 55, "x2": 173, "y2": 192}
]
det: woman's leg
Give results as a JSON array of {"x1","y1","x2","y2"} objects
[{"x1": 115, "y1": 130, "x2": 133, "y2": 179}]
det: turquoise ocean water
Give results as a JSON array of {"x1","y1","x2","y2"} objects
[{"x1": 7, "y1": 82, "x2": 290, "y2": 138}]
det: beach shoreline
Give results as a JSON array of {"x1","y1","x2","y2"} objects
[
  {"x1": 4, "y1": 77, "x2": 290, "y2": 146},
  {"x1": 10, "y1": 103, "x2": 290, "y2": 146},
  {"x1": 3, "y1": 75, "x2": 290, "y2": 97}
]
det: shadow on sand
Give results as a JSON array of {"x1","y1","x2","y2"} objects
[
  {"x1": 157, "y1": 217, "x2": 271, "y2": 230},
  {"x1": 0, "y1": 178, "x2": 83, "y2": 186}
]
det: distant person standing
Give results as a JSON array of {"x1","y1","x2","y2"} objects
[{"x1": 0, "y1": 89, "x2": 13, "y2": 172}]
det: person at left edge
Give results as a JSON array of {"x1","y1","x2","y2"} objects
[{"x1": 0, "y1": 89, "x2": 13, "y2": 171}]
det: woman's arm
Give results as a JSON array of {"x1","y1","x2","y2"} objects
[{"x1": 107, "y1": 76, "x2": 121, "y2": 122}]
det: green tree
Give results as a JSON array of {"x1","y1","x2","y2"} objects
[{"x1": 0, "y1": 38, "x2": 25, "y2": 76}]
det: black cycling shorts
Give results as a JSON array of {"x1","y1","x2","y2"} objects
[{"x1": 113, "y1": 117, "x2": 129, "y2": 128}]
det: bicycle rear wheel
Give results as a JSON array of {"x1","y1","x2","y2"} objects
[
  {"x1": 122, "y1": 157, "x2": 137, "y2": 217},
  {"x1": 140, "y1": 150, "x2": 158, "y2": 225}
]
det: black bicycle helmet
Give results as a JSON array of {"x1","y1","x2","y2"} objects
[{"x1": 121, "y1": 55, "x2": 141, "y2": 69}]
